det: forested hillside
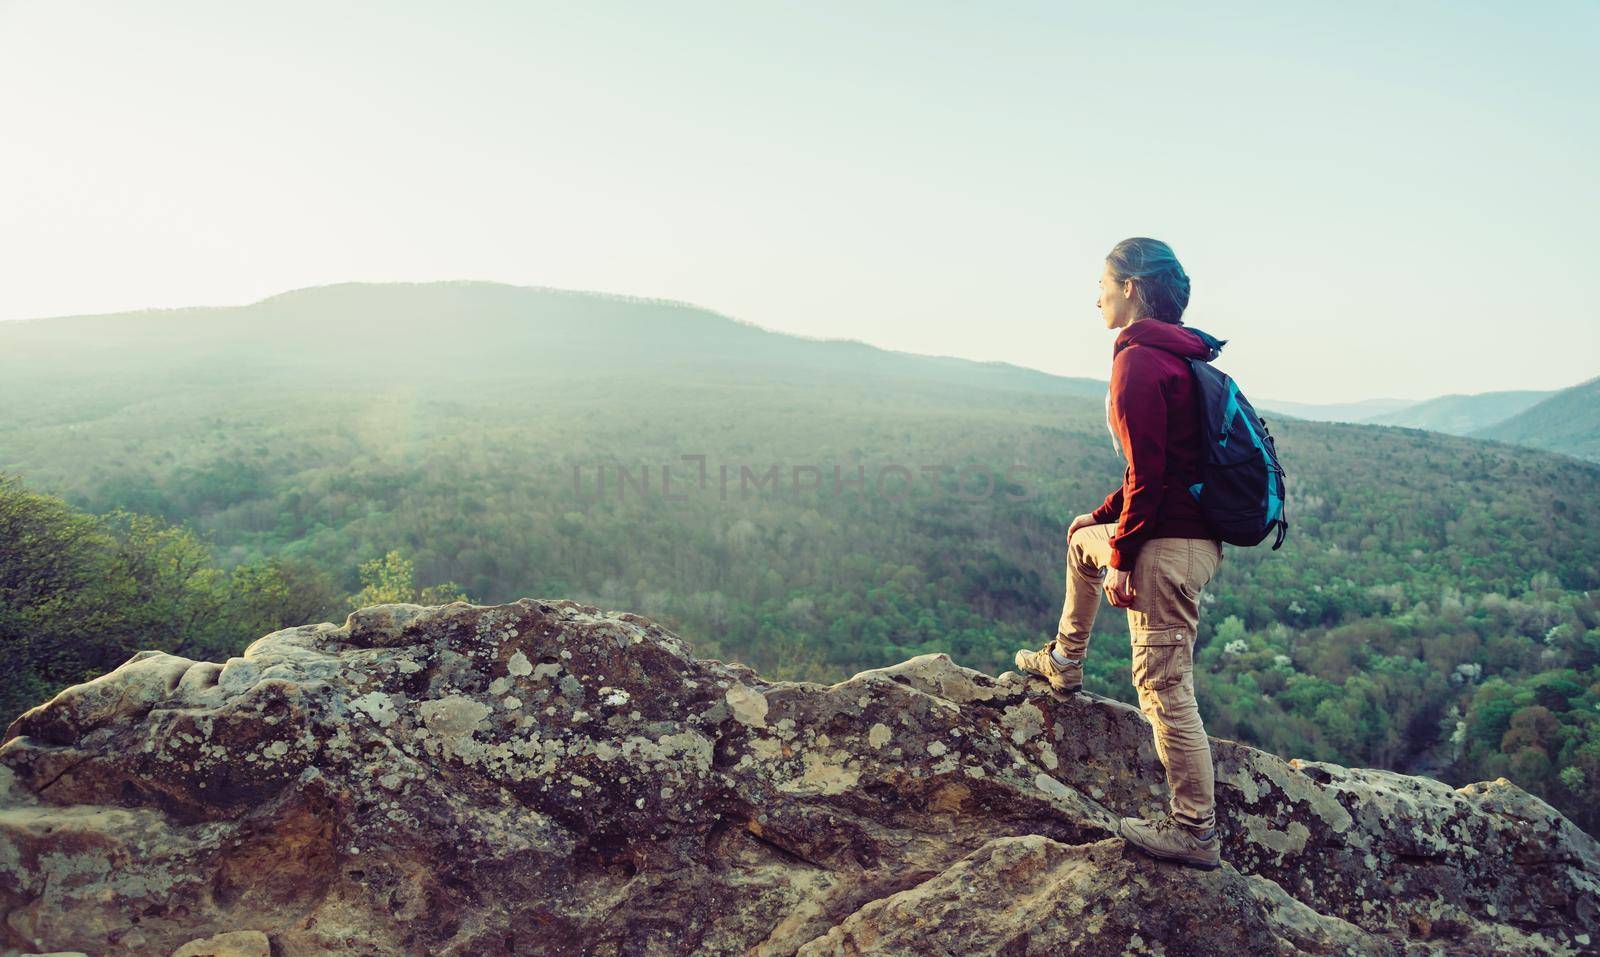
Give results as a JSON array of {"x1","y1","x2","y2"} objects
[
  {"x1": 2, "y1": 282, "x2": 1598, "y2": 835},
  {"x1": 1359, "y1": 389, "x2": 1554, "y2": 435},
  {"x1": 1473, "y1": 374, "x2": 1600, "y2": 463}
]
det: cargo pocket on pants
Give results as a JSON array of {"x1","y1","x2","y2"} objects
[{"x1": 1131, "y1": 632, "x2": 1190, "y2": 692}]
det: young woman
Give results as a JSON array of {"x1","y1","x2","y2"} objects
[{"x1": 1014, "y1": 237, "x2": 1228, "y2": 870}]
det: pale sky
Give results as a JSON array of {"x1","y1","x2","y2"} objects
[{"x1": 1, "y1": 1, "x2": 1595, "y2": 403}]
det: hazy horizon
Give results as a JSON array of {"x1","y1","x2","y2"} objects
[{"x1": 2, "y1": 1, "x2": 1596, "y2": 404}]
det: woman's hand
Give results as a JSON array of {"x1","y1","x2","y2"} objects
[
  {"x1": 1104, "y1": 565, "x2": 1136, "y2": 607},
  {"x1": 1066, "y1": 513, "x2": 1132, "y2": 604}
]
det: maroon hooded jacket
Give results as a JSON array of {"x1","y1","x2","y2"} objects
[{"x1": 1088, "y1": 319, "x2": 1219, "y2": 570}]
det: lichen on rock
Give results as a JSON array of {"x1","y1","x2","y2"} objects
[{"x1": 0, "y1": 599, "x2": 1593, "y2": 956}]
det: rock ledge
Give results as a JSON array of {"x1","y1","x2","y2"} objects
[{"x1": 0, "y1": 600, "x2": 1595, "y2": 956}]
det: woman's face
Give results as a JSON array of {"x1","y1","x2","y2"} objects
[{"x1": 1097, "y1": 262, "x2": 1137, "y2": 330}]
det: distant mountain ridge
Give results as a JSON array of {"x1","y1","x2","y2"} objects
[
  {"x1": 1250, "y1": 396, "x2": 1416, "y2": 424},
  {"x1": 0, "y1": 281, "x2": 1109, "y2": 401},
  {"x1": 1471, "y1": 374, "x2": 1600, "y2": 462},
  {"x1": 1358, "y1": 389, "x2": 1555, "y2": 434},
  {"x1": 1257, "y1": 382, "x2": 1596, "y2": 464},
  {"x1": 1, "y1": 280, "x2": 1592, "y2": 463}
]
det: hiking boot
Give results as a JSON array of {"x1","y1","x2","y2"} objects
[
  {"x1": 1118, "y1": 813, "x2": 1221, "y2": 870},
  {"x1": 1013, "y1": 642, "x2": 1082, "y2": 694}
]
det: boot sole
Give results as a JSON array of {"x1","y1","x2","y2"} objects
[
  {"x1": 1119, "y1": 823, "x2": 1221, "y2": 871},
  {"x1": 1021, "y1": 671, "x2": 1081, "y2": 696},
  {"x1": 1013, "y1": 655, "x2": 1082, "y2": 695}
]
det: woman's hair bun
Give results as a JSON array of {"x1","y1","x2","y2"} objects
[{"x1": 1107, "y1": 238, "x2": 1191, "y2": 323}]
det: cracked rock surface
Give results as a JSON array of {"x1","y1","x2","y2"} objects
[{"x1": 0, "y1": 600, "x2": 1595, "y2": 956}]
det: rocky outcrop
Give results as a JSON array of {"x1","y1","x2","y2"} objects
[{"x1": 0, "y1": 600, "x2": 1594, "y2": 956}]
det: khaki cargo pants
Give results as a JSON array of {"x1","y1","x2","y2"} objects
[{"x1": 1055, "y1": 524, "x2": 1224, "y2": 830}]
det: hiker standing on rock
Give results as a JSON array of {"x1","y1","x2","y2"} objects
[{"x1": 1015, "y1": 237, "x2": 1230, "y2": 870}]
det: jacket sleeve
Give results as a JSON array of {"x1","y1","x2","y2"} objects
[
  {"x1": 1089, "y1": 483, "x2": 1122, "y2": 524},
  {"x1": 1104, "y1": 348, "x2": 1168, "y2": 570}
]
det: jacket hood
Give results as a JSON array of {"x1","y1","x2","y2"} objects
[{"x1": 1112, "y1": 320, "x2": 1227, "y2": 363}]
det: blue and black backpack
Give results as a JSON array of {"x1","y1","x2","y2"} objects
[{"x1": 1170, "y1": 327, "x2": 1288, "y2": 550}]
